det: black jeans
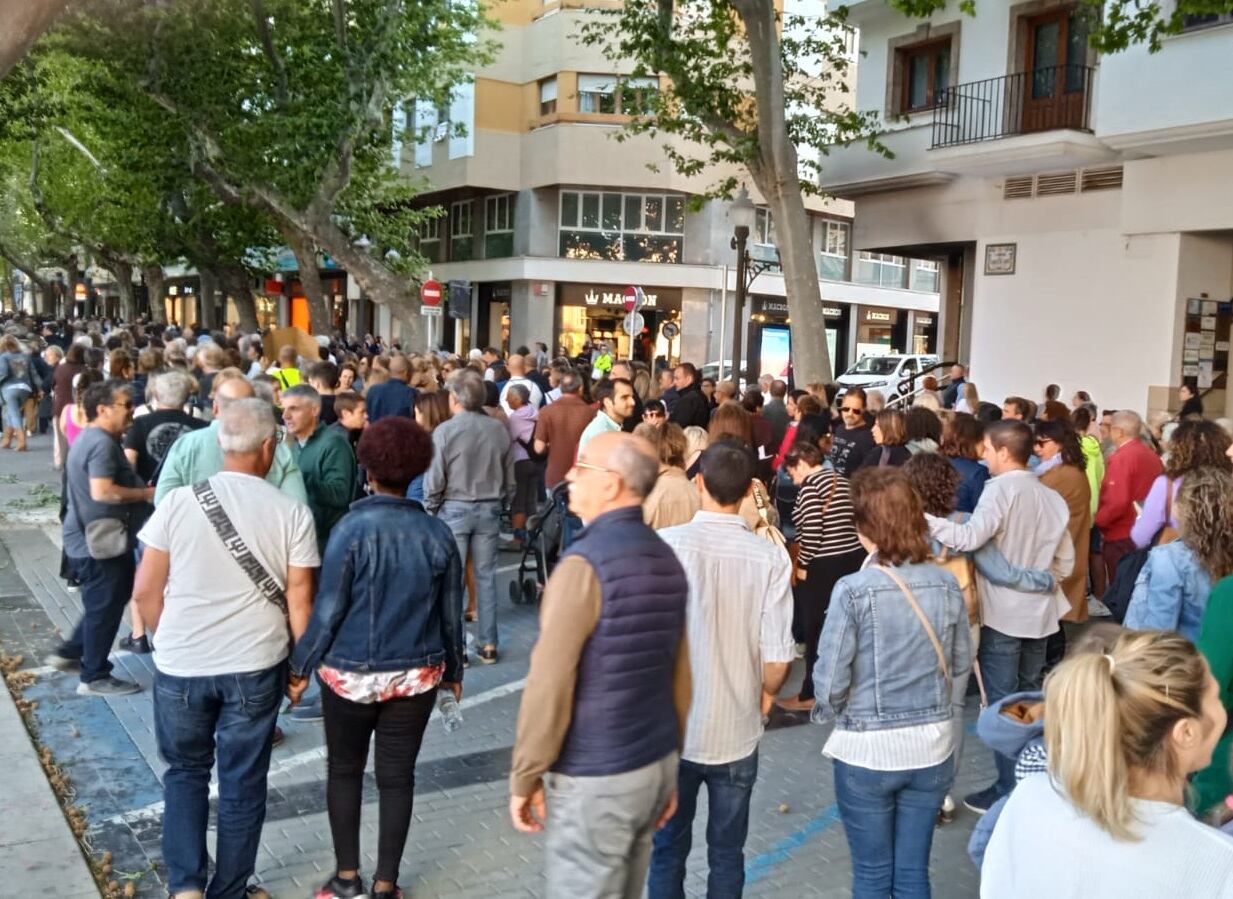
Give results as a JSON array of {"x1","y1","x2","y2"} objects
[
  {"x1": 795, "y1": 548, "x2": 866, "y2": 701},
  {"x1": 322, "y1": 681, "x2": 437, "y2": 883}
]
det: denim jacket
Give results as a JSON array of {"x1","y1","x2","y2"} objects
[
  {"x1": 1124, "y1": 539, "x2": 1211, "y2": 642},
  {"x1": 812, "y1": 558, "x2": 971, "y2": 731},
  {"x1": 290, "y1": 494, "x2": 465, "y2": 681}
]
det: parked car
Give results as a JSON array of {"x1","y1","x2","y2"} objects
[{"x1": 836, "y1": 354, "x2": 938, "y2": 404}]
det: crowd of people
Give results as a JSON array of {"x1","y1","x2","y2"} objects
[{"x1": 5, "y1": 310, "x2": 1233, "y2": 898}]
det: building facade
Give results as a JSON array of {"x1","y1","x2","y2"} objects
[
  {"x1": 399, "y1": 0, "x2": 942, "y2": 378},
  {"x1": 822, "y1": 0, "x2": 1233, "y2": 414}
]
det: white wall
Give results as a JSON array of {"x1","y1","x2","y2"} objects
[
  {"x1": 966, "y1": 230, "x2": 1179, "y2": 413},
  {"x1": 1122, "y1": 149, "x2": 1233, "y2": 236}
]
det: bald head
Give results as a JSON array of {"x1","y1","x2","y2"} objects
[
  {"x1": 508, "y1": 354, "x2": 527, "y2": 377},
  {"x1": 566, "y1": 431, "x2": 660, "y2": 523},
  {"x1": 389, "y1": 354, "x2": 411, "y2": 381},
  {"x1": 214, "y1": 376, "x2": 256, "y2": 417}
]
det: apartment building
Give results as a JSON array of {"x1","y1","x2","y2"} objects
[
  {"x1": 822, "y1": 0, "x2": 1233, "y2": 413},
  {"x1": 397, "y1": 0, "x2": 942, "y2": 377}
]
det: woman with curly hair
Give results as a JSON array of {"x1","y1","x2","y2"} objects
[
  {"x1": 1125, "y1": 466, "x2": 1233, "y2": 641},
  {"x1": 1131, "y1": 419, "x2": 1232, "y2": 548},
  {"x1": 291, "y1": 416, "x2": 463, "y2": 899}
]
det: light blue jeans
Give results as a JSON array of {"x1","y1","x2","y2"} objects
[
  {"x1": 1, "y1": 382, "x2": 31, "y2": 431},
  {"x1": 438, "y1": 499, "x2": 502, "y2": 648}
]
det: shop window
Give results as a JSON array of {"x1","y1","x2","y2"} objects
[
  {"x1": 909, "y1": 259, "x2": 940, "y2": 293},
  {"x1": 577, "y1": 74, "x2": 660, "y2": 116},
  {"x1": 484, "y1": 194, "x2": 514, "y2": 258},
  {"x1": 819, "y1": 219, "x2": 849, "y2": 280},
  {"x1": 539, "y1": 77, "x2": 558, "y2": 116},
  {"x1": 900, "y1": 40, "x2": 951, "y2": 112},
  {"x1": 417, "y1": 215, "x2": 441, "y2": 264},
  {"x1": 450, "y1": 200, "x2": 474, "y2": 262},
  {"x1": 854, "y1": 251, "x2": 906, "y2": 288},
  {"x1": 559, "y1": 190, "x2": 685, "y2": 263}
]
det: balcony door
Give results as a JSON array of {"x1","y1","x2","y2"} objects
[{"x1": 1021, "y1": 8, "x2": 1090, "y2": 134}]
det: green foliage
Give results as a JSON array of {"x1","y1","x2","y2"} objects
[
  {"x1": 886, "y1": 0, "x2": 1233, "y2": 53},
  {"x1": 580, "y1": 0, "x2": 884, "y2": 200}
]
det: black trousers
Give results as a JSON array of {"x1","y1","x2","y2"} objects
[
  {"x1": 795, "y1": 548, "x2": 867, "y2": 701},
  {"x1": 322, "y1": 682, "x2": 437, "y2": 883}
]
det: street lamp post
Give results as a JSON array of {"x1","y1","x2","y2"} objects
[{"x1": 728, "y1": 186, "x2": 755, "y2": 385}]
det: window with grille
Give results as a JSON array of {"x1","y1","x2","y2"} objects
[{"x1": 559, "y1": 190, "x2": 685, "y2": 262}]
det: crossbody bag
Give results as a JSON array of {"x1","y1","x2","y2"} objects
[{"x1": 191, "y1": 480, "x2": 290, "y2": 630}]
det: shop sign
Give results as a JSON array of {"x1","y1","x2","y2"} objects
[
  {"x1": 754, "y1": 297, "x2": 790, "y2": 316},
  {"x1": 866, "y1": 311, "x2": 892, "y2": 322},
  {"x1": 559, "y1": 283, "x2": 682, "y2": 312},
  {"x1": 74, "y1": 282, "x2": 87, "y2": 301},
  {"x1": 916, "y1": 316, "x2": 933, "y2": 326},
  {"x1": 823, "y1": 306, "x2": 843, "y2": 317}
]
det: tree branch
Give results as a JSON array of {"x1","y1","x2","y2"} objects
[
  {"x1": 251, "y1": 0, "x2": 290, "y2": 109},
  {"x1": 0, "y1": 237, "x2": 51, "y2": 292}
]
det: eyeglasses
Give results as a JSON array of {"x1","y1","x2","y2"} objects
[
  {"x1": 111, "y1": 400, "x2": 134, "y2": 410},
  {"x1": 841, "y1": 406, "x2": 863, "y2": 414},
  {"x1": 572, "y1": 460, "x2": 616, "y2": 475}
]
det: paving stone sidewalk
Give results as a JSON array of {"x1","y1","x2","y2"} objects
[{"x1": 0, "y1": 431, "x2": 986, "y2": 898}]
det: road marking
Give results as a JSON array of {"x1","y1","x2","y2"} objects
[
  {"x1": 745, "y1": 803, "x2": 842, "y2": 883},
  {"x1": 102, "y1": 675, "x2": 528, "y2": 826}
]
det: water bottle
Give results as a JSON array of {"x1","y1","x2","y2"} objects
[{"x1": 437, "y1": 689, "x2": 463, "y2": 732}]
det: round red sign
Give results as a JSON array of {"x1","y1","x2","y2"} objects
[
  {"x1": 420, "y1": 278, "x2": 443, "y2": 306},
  {"x1": 623, "y1": 285, "x2": 639, "y2": 312}
]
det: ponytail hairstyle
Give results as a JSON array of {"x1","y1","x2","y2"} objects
[{"x1": 1044, "y1": 630, "x2": 1211, "y2": 841}]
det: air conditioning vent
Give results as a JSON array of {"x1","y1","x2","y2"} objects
[
  {"x1": 1003, "y1": 176, "x2": 1033, "y2": 199},
  {"x1": 1081, "y1": 165, "x2": 1124, "y2": 192},
  {"x1": 1035, "y1": 171, "x2": 1078, "y2": 196}
]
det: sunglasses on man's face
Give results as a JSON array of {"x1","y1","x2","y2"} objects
[{"x1": 841, "y1": 406, "x2": 863, "y2": 414}]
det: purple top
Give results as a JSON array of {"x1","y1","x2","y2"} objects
[
  {"x1": 507, "y1": 404, "x2": 538, "y2": 463},
  {"x1": 1131, "y1": 474, "x2": 1180, "y2": 549}
]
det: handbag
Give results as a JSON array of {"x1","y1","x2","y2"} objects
[
  {"x1": 750, "y1": 478, "x2": 788, "y2": 553},
  {"x1": 875, "y1": 564, "x2": 952, "y2": 690},
  {"x1": 191, "y1": 480, "x2": 291, "y2": 635},
  {"x1": 84, "y1": 517, "x2": 130, "y2": 560},
  {"x1": 1155, "y1": 477, "x2": 1179, "y2": 546},
  {"x1": 933, "y1": 547, "x2": 980, "y2": 627}
]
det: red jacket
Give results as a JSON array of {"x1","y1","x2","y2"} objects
[{"x1": 1095, "y1": 439, "x2": 1163, "y2": 541}]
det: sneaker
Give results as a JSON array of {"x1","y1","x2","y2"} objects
[
  {"x1": 314, "y1": 874, "x2": 367, "y2": 899},
  {"x1": 44, "y1": 652, "x2": 81, "y2": 671},
  {"x1": 76, "y1": 676, "x2": 141, "y2": 697},
  {"x1": 245, "y1": 887, "x2": 273, "y2": 899},
  {"x1": 962, "y1": 785, "x2": 1002, "y2": 815},
  {"x1": 291, "y1": 701, "x2": 324, "y2": 722},
  {"x1": 479, "y1": 645, "x2": 498, "y2": 665},
  {"x1": 119, "y1": 633, "x2": 152, "y2": 654},
  {"x1": 937, "y1": 794, "x2": 956, "y2": 825}
]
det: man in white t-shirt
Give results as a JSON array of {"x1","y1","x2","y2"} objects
[
  {"x1": 499, "y1": 353, "x2": 544, "y2": 412},
  {"x1": 133, "y1": 398, "x2": 318, "y2": 899}
]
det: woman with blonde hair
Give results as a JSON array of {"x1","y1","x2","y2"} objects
[
  {"x1": 982, "y1": 630, "x2": 1233, "y2": 893},
  {"x1": 955, "y1": 382, "x2": 979, "y2": 415},
  {"x1": 636, "y1": 421, "x2": 699, "y2": 530},
  {"x1": 683, "y1": 425, "x2": 708, "y2": 476}
]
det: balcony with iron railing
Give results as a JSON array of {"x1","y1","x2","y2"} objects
[{"x1": 930, "y1": 65, "x2": 1096, "y2": 150}]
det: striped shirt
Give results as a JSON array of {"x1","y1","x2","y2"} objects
[
  {"x1": 659, "y1": 511, "x2": 795, "y2": 766},
  {"x1": 792, "y1": 468, "x2": 862, "y2": 566}
]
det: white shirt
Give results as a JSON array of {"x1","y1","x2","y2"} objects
[
  {"x1": 982, "y1": 773, "x2": 1233, "y2": 898},
  {"x1": 499, "y1": 375, "x2": 544, "y2": 413},
  {"x1": 928, "y1": 469, "x2": 1074, "y2": 639},
  {"x1": 659, "y1": 511, "x2": 795, "y2": 765},
  {"x1": 139, "y1": 472, "x2": 320, "y2": 677}
]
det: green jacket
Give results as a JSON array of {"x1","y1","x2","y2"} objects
[
  {"x1": 1079, "y1": 434, "x2": 1104, "y2": 518},
  {"x1": 289, "y1": 422, "x2": 356, "y2": 551},
  {"x1": 154, "y1": 420, "x2": 308, "y2": 507},
  {"x1": 1194, "y1": 573, "x2": 1233, "y2": 818}
]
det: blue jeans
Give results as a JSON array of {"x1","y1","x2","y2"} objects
[
  {"x1": 61, "y1": 553, "x2": 136, "y2": 683},
  {"x1": 1, "y1": 382, "x2": 30, "y2": 430},
  {"x1": 439, "y1": 499, "x2": 501, "y2": 648},
  {"x1": 833, "y1": 756, "x2": 954, "y2": 899},
  {"x1": 154, "y1": 662, "x2": 287, "y2": 898},
  {"x1": 647, "y1": 749, "x2": 758, "y2": 899},
  {"x1": 978, "y1": 626, "x2": 1047, "y2": 795}
]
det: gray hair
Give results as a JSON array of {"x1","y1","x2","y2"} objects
[
  {"x1": 217, "y1": 398, "x2": 277, "y2": 454},
  {"x1": 152, "y1": 370, "x2": 194, "y2": 409},
  {"x1": 282, "y1": 383, "x2": 322, "y2": 408},
  {"x1": 250, "y1": 378, "x2": 276, "y2": 407},
  {"x1": 1111, "y1": 410, "x2": 1143, "y2": 435},
  {"x1": 559, "y1": 370, "x2": 583, "y2": 394},
  {"x1": 447, "y1": 368, "x2": 486, "y2": 412},
  {"x1": 609, "y1": 436, "x2": 660, "y2": 499},
  {"x1": 507, "y1": 383, "x2": 530, "y2": 404}
]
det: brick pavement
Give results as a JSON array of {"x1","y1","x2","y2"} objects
[{"x1": 0, "y1": 431, "x2": 986, "y2": 898}]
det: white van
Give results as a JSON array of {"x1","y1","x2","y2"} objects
[{"x1": 836, "y1": 354, "x2": 939, "y2": 404}]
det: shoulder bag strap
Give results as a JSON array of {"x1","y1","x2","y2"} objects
[
  {"x1": 876, "y1": 564, "x2": 951, "y2": 688},
  {"x1": 751, "y1": 478, "x2": 771, "y2": 523},
  {"x1": 191, "y1": 480, "x2": 289, "y2": 618},
  {"x1": 1164, "y1": 476, "x2": 1174, "y2": 524}
]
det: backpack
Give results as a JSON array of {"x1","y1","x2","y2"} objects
[{"x1": 1103, "y1": 546, "x2": 1153, "y2": 624}]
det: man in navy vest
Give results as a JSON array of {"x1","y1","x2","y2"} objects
[{"x1": 509, "y1": 431, "x2": 692, "y2": 898}]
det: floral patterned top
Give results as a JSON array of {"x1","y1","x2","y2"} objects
[{"x1": 318, "y1": 662, "x2": 445, "y2": 704}]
